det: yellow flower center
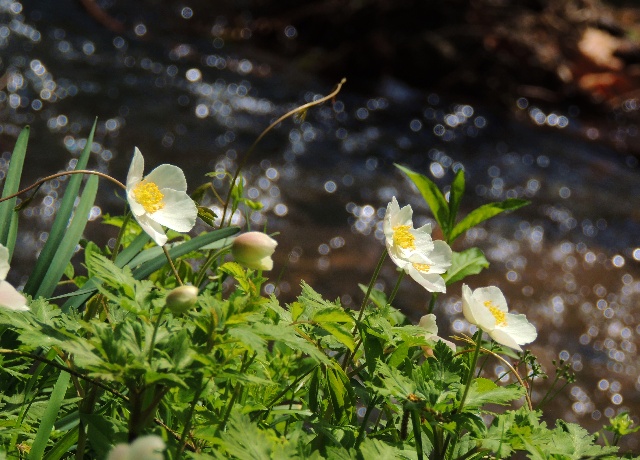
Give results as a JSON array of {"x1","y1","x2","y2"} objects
[
  {"x1": 133, "y1": 180, "x2": 165, "y2": 213},
  {"x1": 392, "y1": 225, "x2": 415, "y2": 249},
  {"x1": 484, "y1": 300, "x2": 507, "y2": 326},
  {"x1": 412, "y1": 262, "x2": 431, "y2": 273}
]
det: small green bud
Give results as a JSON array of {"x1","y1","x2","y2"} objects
[
  {"x1": 165, "y1": 285, "x2": 199, "y2": 314},
  {"x1": 231, "y1": 232, "x2": 277, "y2": 271}
]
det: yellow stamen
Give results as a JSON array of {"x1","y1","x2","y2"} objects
[
  {"x1": 484, "y1": 300, "x2": 507, "y2": 326},
  {"x1": 133, "y1": 180, "x2": 165, "y2": 213},
  {"x1": 392, "y1": 225, "x2": 415, "y2": 249},
  {"x1": 412, "y1": 262, "x2": 431, "y2": 273}
]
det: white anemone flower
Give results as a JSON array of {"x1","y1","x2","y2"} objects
[
  {"x1": 126, "y1": 147, "x2": 197, "y2": 246},
  {"x1": 461, "y1": 284, "x2": 537, "y2": 351},
  {"x1": 383, "y1": 197, "x2": 452, "y2": 293},
  {"x1": 0, "y1": 244, "x2": 28, "y2": 311},
  {"x1": 418, "y1": 314, "x2": 456, "y2": 357}
]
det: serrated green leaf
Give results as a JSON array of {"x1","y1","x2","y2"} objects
[
  {"x1": 464, "y1": 378, "x2": 525, "y2": 408},
  {"x1": 290, "y1": 302, "x2": 304, "y2": 322},
  {"x1": 395, "y1": 163, "x2": 450, "y2": 235},
  {"x1": 318, "y1": 321, "x2": 355, "y2": 352},
  {"x1": 443, "y1": 248, "x2": 489, "y2": 285},
  {"x1": 312, "y1": 308, "x2": 354, "y2": 325},
  {"x1": 449, "y1": 198, "x2": 529, "y2": 243}
]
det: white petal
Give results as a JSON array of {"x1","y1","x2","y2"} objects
[
  {"x1": 129, "y1": 435, "x2": 166, "y2": 460},
  {"x1": 135, "y1": 214, "x2": 168, "y2": 246},
  {"x1": 126, "y1": 189, "x2": 147, "y2": 217},
  {"x1": 150, "y1": 189, "x2": 197, "y2": 232},
  {"x1": 473, "y1": 286, "x2": 508, "y2": 312},
  {"x1": 0, "y1": 280, "x2": 28, "y2": 311},
  {"x1": 489, "y1": 328, "x2": 523, "y2": 351},
  {"x1": 393, "y1": 203, "x2": 414, "y2": 228},
  {"x1": 145, "y1": 164, "x2": 188, "y2": 192},
  {"x1": 501, "y1": 313, "x2": 537, "y2": 345},
  {"x1": 407, "y1": 268, "x2": 447, "y2": 293},
  {"x1": 428, "y1": 240, "x2": 453, "y2": 272},
  {"x1": 462, "y1": 284, "x2": 494, "y2": 329},
  {"x1": 126, "y1": 147, "x2": 145, "y2": 190},
  {"x1": 418, "y1": 314, "x2": 438, "y2": 335},
  {"x1": 106, "y1": 444, "x2": 130, "y2": 460},
  {"x1": 0, "y1": 244, "x2": 10, "y2": 280}
]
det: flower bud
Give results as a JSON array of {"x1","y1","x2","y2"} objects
[
  {"x1": 106, "y1": 435, "x2": 165, "y2": 460},
  {"x1": 231, "y1": 232, "x2": 277, "y2": 271},
  {"x1": 165, "y1": 285, "x2": 199, "y2": 314}
]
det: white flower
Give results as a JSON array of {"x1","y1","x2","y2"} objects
[
  {"x1": 418, "y1": 313, "x2": 456, "y2": 357},
  {"x1": 126, "y1": 147, "x2": 197, "y2": 246},
  {"x1": 383, "y1": 197, "x2": 452, "y2": 293},
  {"x1": 106, "y1": 435, "x2": 165, "y2": 460},
  {"x1": 461, "y1": 284, "x2": 537, "y2": 351},
  {"x1": 0, "y1": 244, "x2": 28, "y2": 311},
  {"x1": 231, "y1": 232, "x2": 278, "y2": 270}
]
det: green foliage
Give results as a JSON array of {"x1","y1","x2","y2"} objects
[{"x1": 0, "y1": 127, "x2": 634, "y2": 460}]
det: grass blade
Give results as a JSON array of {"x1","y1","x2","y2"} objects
[
  {"x1": 24, "y1": 120, "x2": 97, "y2": 296},
  {"x1": 28, "y1": 371, "x2": 71, "y2": 460},
  {"x1": 35, "y1": 175, "x2": 99, "y2": 299},
  {"x1": 131, "y1": 227, "x2": 239, "y2": 280},
  {"x1": 0, "y1": 126, "x2": 29, "y2": 249}
]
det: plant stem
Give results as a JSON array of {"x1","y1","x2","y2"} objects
[
  {"x1": 411, "y1": 409, "x2": 424, "y2": 460},
  {"x1": 458, "y1": 330, "x2": 483, "y2": 412},
  {"x1": 427, "y1": 293, "x2": 438, "y2": 314},
  {"x1": 219, "y1": 78, "x2": 347, "y2": 228},
  {"x1": 148, "y1": 305, "x2": 169, "y2": 364},
  {"x1": 387, "y1": 271, "x2": 405, "y2": 305},
  {"x1": 175, "y1": 380, "x2": 207, "y2": 459},
  {"x1": 162, "y1": 245, "x2": 183, "y2": 285}
]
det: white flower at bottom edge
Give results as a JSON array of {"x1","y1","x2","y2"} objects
[
  {"x1": 0, "y1": 244, "x2": 28, "y2": 311},
  {"x1": 126, "y1": 147, "x2": 197, "y2": 246},
  {"x1": 106, "y1": 435, "x2": 166, "y2": 460},
  {"x1": 461, "y1": 284, "x2": 537, "y2": 352},
  {"x1": 383, "y1": 197, "x2": 452, "y2": 293},
  {"x1": 418, "y1": 314, "x2": 456, "y2": 357}
]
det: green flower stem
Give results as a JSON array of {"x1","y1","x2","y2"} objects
[
  {"x1": 110, "y1": 212, "x2": 132, "y2": 261},
  {"x1": 387, "y1": 270, "x2": 405, "y2": 305},
  {"x1": 458, "y1": 330, "x2": 483, "y2": 412},
  {"x1": 148, "y1": 304, "x2": 169, "y2": 364},
  {"x1": 427, "y1": 293, "x2": 439, "y2": 314},
  {"x1": 175, "y1": 379, "x2": 207, "y2": 459},
  {"x1": 411, "y1": 409, "x2": 424, "y2": 460},
  {"x1": 342, "y1": 250, "x2": 387, "y2": 371},
  {"x1": 162, "y1": 245, "x2": 183, "y2": 285},
  {"x1": 356, "y1": 395, "x2": 381, "y2": 447},
  {"x1": 194, "y1": 248, "x2": 227, "y2": 289},
  {"x1": 218, "y1": 351, "x2": 257, "y2": 431}
]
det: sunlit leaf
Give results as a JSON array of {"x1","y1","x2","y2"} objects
[
  {"x1": 443, "y1": 248, "x2": 490, "y2": 285},
  {"x1": 449, "y1": 198, "x2": 529, "y2": 243}
]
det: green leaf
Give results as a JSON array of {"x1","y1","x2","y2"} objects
[
  {"x1": 35, "y1": 174, "x2": 99, "y2": 299},
  {"x1": 326, "y1": 367, "x2": 355, "y2": 425},
  {"x1": 24, "y1": 120, "x2": 96, "y2": 296},
  {"x1": 290, "y1": 302, "x2": 304, "y2": 322},
  {"x1": 395, "y1": 163, "x2": 450, "y2": 235},
  {"x1": 464, "y1": 378, "x2": 525, "y2": 408},
  {"x1": 197, "y1": 205, "x2": 217, "y2": 227},
  {"x1": 312, "y1": 308, "x2": 354, "y2": 324},
  {"x1": 29, "y1": 371, "x2": 71, "y2": 460},
  {"x1": 449, "y1": 198, "x2": 529, "y2": 243},
  {"x1": 131, "y1": 227, "x2": 239, "y2": 279},
  {"x1": 443, "y1": 248, "x2": 489, "y2": 285},
  {"x1": 318, "y1": 322, "x2": 355, "y2": 352},
  {"x1": 0, "y1": 126, "x2": 29, "y2": 250},
  {"x1": 448, "y1": 169, "x2": 466, "y2": 235}
]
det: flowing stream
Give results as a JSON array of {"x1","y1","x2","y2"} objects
[{"x1": 1, "y1": 0, "x2": 639, "y2": 450}]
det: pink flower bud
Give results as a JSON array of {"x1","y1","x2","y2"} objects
[
  {"x1": 165, "y1": 285, "x2": 199, "y2": 314},
  {"x1": 231, "y1": 232, "x2": 277, "y2": 271}
]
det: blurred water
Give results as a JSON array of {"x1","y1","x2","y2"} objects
[{"x1": 1, "y1": 0, "x2": 639, "y2": 451}]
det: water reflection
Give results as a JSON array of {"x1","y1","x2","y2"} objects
[{"x1": 1, "y1": 0, "x2": 640, "y2": 451}]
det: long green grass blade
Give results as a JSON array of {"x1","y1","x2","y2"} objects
[
  {"x1": 35, "y1": 175, "x2": 99, "y2": 299},
  {"x1": 0, "y1": 126, "x2": 29, "y2": 249},
  {"x1": 131, "y1": 227, "x2": 239, "y2": 280},
  {"x1": 28, "y1": 371, "x2": 71, "y2": 460},
  {"x1": 24, "y1": 120, "x2": 97, "y2": 296},
  {"x1": 42, "y1": 425, "x2": 79, "y2": 460}
]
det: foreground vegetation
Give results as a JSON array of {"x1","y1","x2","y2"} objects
[{"x1": 0, "y1": 97, "x2": 638, "y2": 459}]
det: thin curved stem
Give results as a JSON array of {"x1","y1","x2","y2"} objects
[
  {"x1": 0, "y1": 169, "x2": 125, "y2": 204},
  {"x1": 162, "y1": 245, "x2": 183, "y2": 286},
  {"x1": 219, "y1": 78, "x2": 347, "y2": 228}
]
